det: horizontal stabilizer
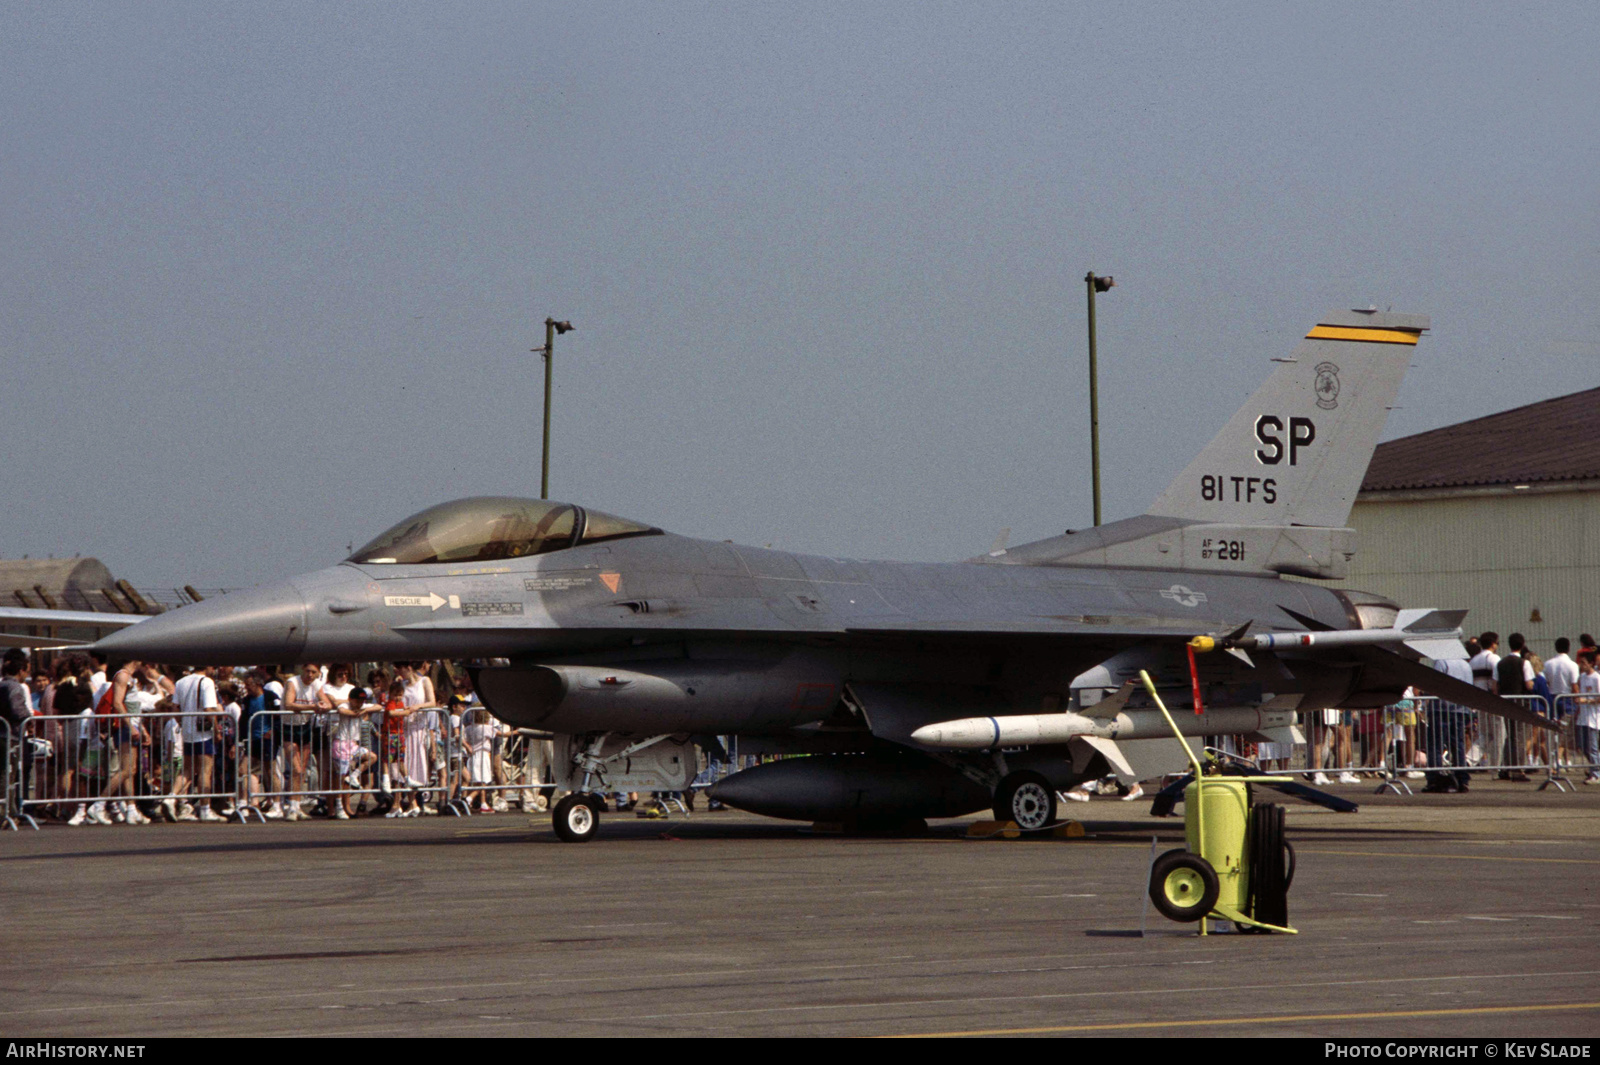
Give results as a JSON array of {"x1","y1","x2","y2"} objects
[{"x1": 1348, "y1": 646, "x2": 1558, "y2": 732}]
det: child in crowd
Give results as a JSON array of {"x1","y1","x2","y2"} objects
[
  {"x1": 460, "y1": 701, "x2": 497, "y2": 813},
  {"x1": 381, "y1": 679, "x2": 416, "y2": 817},
  {"x1": 216, "y1": 681, "x2": 242, "y2": 817},
  {"x1": 327, "y1": 683, "x2": 377, "y2": 818}
]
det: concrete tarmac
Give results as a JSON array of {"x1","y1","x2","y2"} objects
[{"x1": 3, "y1": 782, "x2": 1598, "y2": 1038}]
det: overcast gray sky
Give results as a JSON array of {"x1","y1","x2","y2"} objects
[{"x1": 3, "y1": 2, "x2": 1597, "y2": 589}]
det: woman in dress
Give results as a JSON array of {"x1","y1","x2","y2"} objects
[{"x1": 397, "y1": 661, "x2": 439, "y2": 815}]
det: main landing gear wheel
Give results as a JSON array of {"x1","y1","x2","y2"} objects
[
  {"x1": 1149, "y1": 849, "x2": 1220, "y2": 922},
  {"x1": 553, "y1": 793, "x2": 600, "y2": 843},
  {"x1": 993, "y1": 771, "x2": 1057, "y2": 831}
]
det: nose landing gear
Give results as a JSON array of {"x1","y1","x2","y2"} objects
[{"x1": 552, "y1": 792, "x2": 601, "y2": 842}]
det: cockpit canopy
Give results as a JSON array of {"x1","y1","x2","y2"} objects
[{"x1": 346, "y1": 497, "x2": 660, "y2": 565}]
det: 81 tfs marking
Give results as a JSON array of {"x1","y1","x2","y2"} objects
[{"x1": 1201, "y1": 475, "x2": 1277, "y2": 503}]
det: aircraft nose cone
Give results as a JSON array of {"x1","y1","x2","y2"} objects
[{"x1": 94, "y1": 581, "x2": 309, "y2": 665}]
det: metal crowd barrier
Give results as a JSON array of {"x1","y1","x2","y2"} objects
[
  {"x1": 1305, "y1": 694, "x2": 1585, "y2": 796},
  {"x1": 1551, "y1": 692, "x2": 1598, "y2": 789},
  {"x1": 8, "y1": 703, "x2": 563, "y2": 826},
  {"x1": 2, "y1": 718, "x2": 27, "y2": 831},
  {"x1": 437, "y1": 705, "x2": 554, "y2": 814},
  {"x1": 1298, "y1": 708, "x2": 1391, "y2": 783},
  {"x1": 234, "y1": 705, "x2": 556, "y2": 821},
  {"x1": 1220, "y1": 690, "x2": 1593, "y2": 796},
  {"x1": 17, "y1": 711, "x2": 242, "y2": 824},
  {"x1": 236, "y1": 707, "x2": 355, "y2": 821}
]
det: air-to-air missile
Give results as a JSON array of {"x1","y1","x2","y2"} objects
[{"x1": 910, "y1": 704, "x2": 1298, "y2": 750}]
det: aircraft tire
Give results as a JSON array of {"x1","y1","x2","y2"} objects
[
  {"x1": 993, "y1": 771, "x2": 1056, "y2": 831},
  {"x1": 553, "y1": 793, "x2": 600, "y2": 843},
  {"x1": 1149, "y1": 849, "x2": 1219, "y2": 922}
]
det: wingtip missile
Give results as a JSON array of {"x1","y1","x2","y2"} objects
[{"x1": 1188, "y1": 614, "x2": 1462, "y2": 659}]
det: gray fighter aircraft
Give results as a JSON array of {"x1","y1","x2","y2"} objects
[{"x1": 11, "y1": 308, "x2": 1552, "y2": 841}]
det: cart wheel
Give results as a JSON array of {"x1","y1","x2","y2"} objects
[
  {"x1": 1149, "y1": 849, "x2": 1219, "y2": 922},
  {"x1": 992, "y1": 771, "x2": 1056, "y2": 830},
  {"x1": 1246, "y1": 803, "x2": 1291, "y2": 928},
  {"x1": 552, "y1": 793, "x2": 600, "y2": 843}
]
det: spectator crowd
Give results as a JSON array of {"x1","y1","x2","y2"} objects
[
  {"x1": 1, "y1": 650, "x2": 560, "y2": 825},
  {"x1": 1298, "y1": 630, "x2": 1600, "y2": 793}
]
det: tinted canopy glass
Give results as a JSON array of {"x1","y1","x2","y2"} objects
[
  {"x1": 348, "y1": 497, "x2": 657, "y2": 565},
  {"x1": 579, "y1": 507, "x2": 658, "y2": 545}
]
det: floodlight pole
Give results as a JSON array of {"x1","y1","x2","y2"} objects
[
  {"x1": 1084, "y1": 272, "x2": 1114, "y2": 527},
  {"x1": 537, "y1": 317, "x2": 568, "y2": 500}
]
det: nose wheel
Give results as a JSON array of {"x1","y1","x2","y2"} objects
[{"x1": 553, "y1": 793, "x2": 601, "y2": 842}]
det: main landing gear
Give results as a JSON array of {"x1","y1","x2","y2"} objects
[
  {"x1": 992, "y1": 770, "x2": 1057, "y2": 831},
  {"x1": 550, "y1": 732, "x2": 686, "y2": 842}
]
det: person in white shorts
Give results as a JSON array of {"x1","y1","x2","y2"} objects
[
  {"x1": 281, "y1": 664, "x2": 323, "y2": 821},
  {"x1": 173, "y1": 666, "x2": 223, "y2": 822}
]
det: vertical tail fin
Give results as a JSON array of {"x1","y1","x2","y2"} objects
[{"x1": 1145, "y1": 309, "x2": 1428, "y2": 529}]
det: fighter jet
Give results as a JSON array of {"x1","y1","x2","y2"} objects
[{"x1": 14, "y1": 308, "x2": 1550, "y2": 841}]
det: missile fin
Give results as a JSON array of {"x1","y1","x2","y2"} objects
[
  {"x1": 1397, "y1": 608, "x2": 1468, "y2": 633},
  {"x1": 1092, "y1": 679, "x2": 1139, "y2": 715},
  {"x1": 1072, "y1": 735, "x2": 1136, "y2": 780}
]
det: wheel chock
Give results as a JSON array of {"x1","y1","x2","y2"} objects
[{"x1": 965, "y1": 819, "x2": 1084, "y2": 839}]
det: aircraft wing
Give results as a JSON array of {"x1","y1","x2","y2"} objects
[
  {"x1": 843, "y1": 617, "x2": 1203, "y2": 637},
  {"x1": 0, "y1": 606, "x2": 145, "y2": 629},
  {"x1": 0, "y1": 632, "x2": 93, "y2": 648}
]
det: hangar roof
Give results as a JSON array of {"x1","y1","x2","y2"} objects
[{"x1": 1362, "y1": 386, "x2": 1600, "y2": 492}]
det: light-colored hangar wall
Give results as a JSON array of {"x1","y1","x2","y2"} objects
[{"x1": 1328, "y1": 483, "x2": 1600, "y2": 660}]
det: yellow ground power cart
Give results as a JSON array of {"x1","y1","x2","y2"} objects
[{"x1": 1138, "y1": 670, "x2": 1298, "y2": 935}]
